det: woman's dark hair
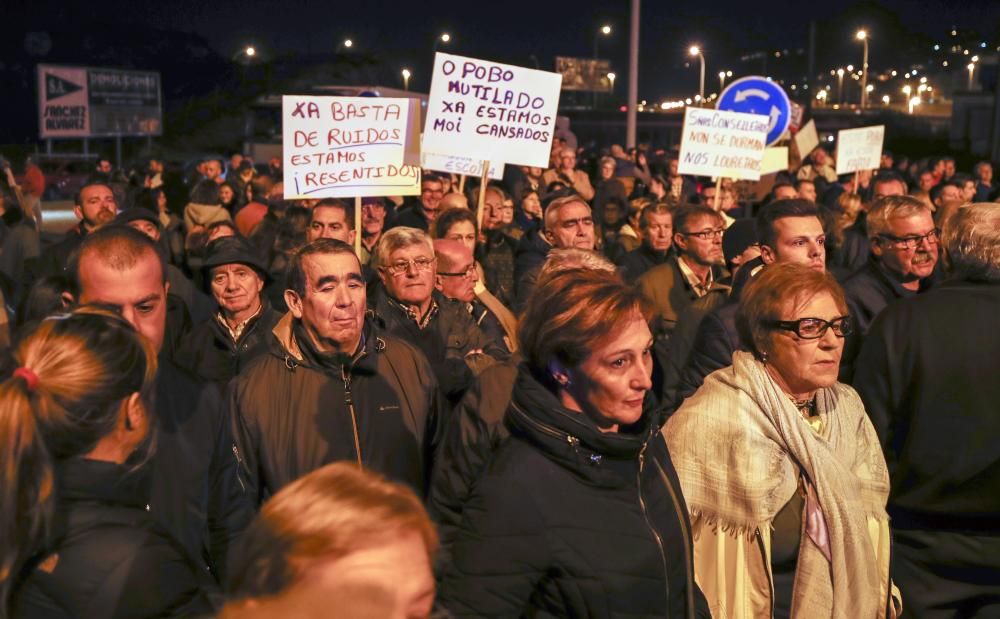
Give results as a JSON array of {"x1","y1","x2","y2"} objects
[
  {"x1": 132, "y1": 187, "x2": 162, "y2": 213},
  {"x1": 189, "y1": 180, "x2": 220, "y2": 205},
  {"x1": 16, "y1": 275, "x2": 70, "y2": 332},
  {"x1": 433, "y1": 207, "x2": 478, "y2": 239},
  {"x1": 0, "y1": 307, "x2": 157, "y2": 609}
]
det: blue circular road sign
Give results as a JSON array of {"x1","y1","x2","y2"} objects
[{"x1": 717, "y1": 76, "x2": 791, "y2": 146}]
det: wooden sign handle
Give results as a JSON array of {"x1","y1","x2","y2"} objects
[
  {"x1": 476, "y1": 160, "x2": 490, "y2": 229},
  {"x1": 354, "y1": 196, "x2": 362, "y2": 257}
]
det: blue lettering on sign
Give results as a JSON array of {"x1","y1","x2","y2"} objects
[{"x1": 717, "y1": 76, "x2": 791, "y2": 147}]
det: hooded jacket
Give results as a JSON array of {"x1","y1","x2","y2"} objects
[
  {"x1": 437, "y1": 367, "x2": 710, "y2": 618},
  {"x1": 12, "y1": 459, "x2": 218, "y2": 619},
  {"x1": 229, "y1": 313, "x2": 444, "y2": 503}
]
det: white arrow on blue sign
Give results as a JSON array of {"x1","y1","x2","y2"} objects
[{"x1": 717, "y1": 76, "x2": 791, "y2": 147}]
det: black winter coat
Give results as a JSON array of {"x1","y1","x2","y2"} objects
[
  {"x1": 230, "y1": 313, "x2": 444, "y2": 502},
  {"x1": 616, "y1": 243, "x2": 673, "y2": 283},
  {"x1": 438, "y1": 368, "x2": 710, "y2": 618},
  {"x1": 151, "y1": 358, "x2": 254, "y2": 582},
  {"x1": 12, "y1": 459, "x2": 218, "y2": 618},
  {"x1": 512, "y1": 229, "x2": 550, "y2": 312},
  {"x1": 174, "y1": 301, "x2": 282, "y2": 387}
]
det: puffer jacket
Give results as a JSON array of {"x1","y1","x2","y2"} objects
[
  {"x1": 12, "y1": 459, "x2": 218, "y2": 618},
  {"x1": 437, "y1": 366, "x2": 710, "y2": 618},
  {"x1": 229, "y1": 313, "x2": 444, "y2": 504}
]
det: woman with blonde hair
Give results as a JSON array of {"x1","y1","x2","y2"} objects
[
  {"x1": 665, "y1": 263, "x2": 900, "y2": 618},
  {"x1": 2, "y1": 307, "x2": 217, "y2": 618}
]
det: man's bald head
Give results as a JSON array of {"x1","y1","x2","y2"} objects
[
  {"x1": 439, "y1": 192, "x2": 468, "y2": 211},
  {"x1": 433, "y1": 239, "x2": 477, "y2": 302}
]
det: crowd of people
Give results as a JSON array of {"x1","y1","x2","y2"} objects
[{"x1": 0, "y1": 135, "x2": 997, "y2": 618}]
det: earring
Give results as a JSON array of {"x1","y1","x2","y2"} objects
[
  {"x1": 552, "y1": 374, "x2": 571, "y2": 387},
  {"x1": 760, "y1": 351, "x2": 769, "y2": 363}
]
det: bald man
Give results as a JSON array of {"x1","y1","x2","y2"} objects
[
  {"x1": 439, "y1": 192, "x2": 469, "y2": 212},
  {"x1": 435, "y1": 239, "x2": 516, "y2": 353}
]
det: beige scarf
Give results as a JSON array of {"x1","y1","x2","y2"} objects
[{"x1": 664, "y1": 351, "x2": 890, "y2": 618}]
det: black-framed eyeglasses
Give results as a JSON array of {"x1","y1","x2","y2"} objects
[
  {"x1": 766, "y1": 315, "x2": 854, "y2": 339},
  {"x1": 878, "y1": 228, "x2": 941, "y2": 250},
  {"x1": 437, "y1": 265, "x2": 476, "y2": 279},
  {"x1": 681, "y1": 227, "x2": 725, "y2": 240}
]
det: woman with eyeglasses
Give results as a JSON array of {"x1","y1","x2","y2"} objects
[{"x1": 664, "y1": 263, "x2": 900, "y2": 619}]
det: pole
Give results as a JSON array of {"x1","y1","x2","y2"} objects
[
  {"x1": 853, "y1": 171, "x2": 859, "y2": 194},
  {"x1": 698, "y1": 54, "x2": 705, "y2": 102},
  {"x1": 626, "y1": 0, "x2": 640, "y2": 149},
  {"x1": 476, "y1": 160, "x2": 490, "y2": 230},
  {"x1": 115, "y1": 135, "x2": 122, "y2": 170},
  {"x1": 806, "y1": 20, "x2": 816, "y2": 113},
  {"x1": 354, "y1": 196, "x2": 362, "y2": 257},
  {"x1": 860, "y1": 38, "x2": 869, "y2": 109},
  {"x1": 593, "y1": 32, "x2": 599, "y2": 110},
  {"x1": 458, "y1": 174, "x2": 466, "y2": 194},
  {"x1": 713, "y1": 176, "x2": 723, "y2": 211}
]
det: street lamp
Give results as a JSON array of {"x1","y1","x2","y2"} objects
[
  {"x1": 967, "y1": 62, "x2": 976, "y2": 90},
  {"x1": 433, "y1": 32, "x2": 452, "y2": 55},
  {"x1": 882, "y1": 94, "x2": 890, "y2": 106},
  {"x1": 245, "y1": 46, "x2": 256, "y2": 58},
  {"x1": 401, "y1": 68, "x2": 411, "y2": 91},
  {"x1": 689, "y1": 45, "x2": 705, "y2": 102},
  {"x1": 344, "y1": 39, "x2": 353, "y2": 49},
  {"x1": 593, "y1": 25, "x2": 612, "y2": 109},
  {"x1": 856, "y1": 30, "x2": 870, "y2": 109},
  {"x1": 908, "y1": 96, "x2": 920, "y2": 115},
  {"x1": 440, "y1": 33, "x2": 451, "y2": 43},
  {"x1": 837, "y1": 68, "x2": 845, "y2": 104},
  {"x1": 607, "y1": 72, "x2": 616, "y2": 91}
]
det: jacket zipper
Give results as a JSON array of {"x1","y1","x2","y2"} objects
[
  {"x1": 509, "y1": 402, "x2": 580, "y2": 447},
  {"x1": 341, "y1": 367, "x2": 363, "y2": 467},
  {"x1": 231, "y1": 445, "x2": 247, "y2": 493},
  {"x1": 638, "y1": 443, "x2": 670, "y2": 616},
  {"x1": 654, "y1": 457, "x2": 696, "y2": 619}
]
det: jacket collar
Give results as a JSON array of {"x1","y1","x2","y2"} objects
[
  {"x1": 505, "y1": 365, "x2": 659, "y2": 487},
  {"x1": 55, "y1": 458, "x2": 151, "y2": 509},
  {"x1": 270, "y1": 312, "x2": 382, "y2": 374}
]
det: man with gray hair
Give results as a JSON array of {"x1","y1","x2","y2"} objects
[
  {"x1": 854, "y1": 203, "x2": 1000, "y2": 618},
  {"x1": 370, "y1": 226, "x2": 508, "y2": 404},
  {"x1": 840, "y1": 195, "x2": 941, "y2": 381}
]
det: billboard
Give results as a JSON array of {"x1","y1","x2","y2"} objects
[
  {"x1": 38, "y1": 64, "x2": 162, "y2": 138},
  {"x1": 555, "y1": 57, "x2": 612, "y2": 92}
]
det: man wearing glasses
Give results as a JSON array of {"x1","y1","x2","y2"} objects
[
  {"x1": 638, "y1": 204, "x2": 728, "y2": 342},
  {"x1": 433, "y1": 239, "x2": 512, "y2": 353},
  {"x1": 840, "y1": 195, "x2": 940, "y2": 381},
  {"x1": 370, "y1": 227, "x2": 509, "y2": 404},
  {"x1": 395, "y1": 173, "x2": 446, "y2": 231}
]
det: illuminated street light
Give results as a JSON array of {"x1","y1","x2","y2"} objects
[
  {"x1": 607, "y1": 72, "x2": 616, "y2": 91},
  {"x1": 245, "y1": 46, "x2": 256, "y2": 57},
  {"x1": 689, "y1": 46, "x2": 706, "y2": 102},
  {"x1": 601, "y1": 24, "x2": 612, "y2": 35},
  {"x1": 401, "y1": 68, "x2": 411, "y2": 91},
  {"x1": 968, "y1": 62, "x2": 976, "y2": 90},
  {"x1": 902, "y1": 85, "x2": 912, "y2": 96},
  {"x1": 908, "y1": 96, "x2": 920, "y2": 115},
  {"x1": 856, "y1": 30, "x2": 870, "y2": 109},
  {"x1": 344, "y1": 39, "x2": 353, "y2": 48},
  {"x1": 440, "y1": 33, "x2": 451, "y2": 43},
  {"x1": 882, "y1": 94, "x2": 890, "y2": 105},
  {"x1": 837, "y1": 68, "x2": 845, "y2": 104}
]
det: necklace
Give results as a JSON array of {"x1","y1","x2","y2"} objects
[{"x1": 790, "y1": 395, "x2": 817, "y2": 418}]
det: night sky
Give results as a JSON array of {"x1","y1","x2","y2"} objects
[{"x1": 9, "y1": 0, "x2": 1000, "y2": 98}]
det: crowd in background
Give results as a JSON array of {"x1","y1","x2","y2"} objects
[{"x1": 0, "y1": 133, "x2": 998, "y2": 618}]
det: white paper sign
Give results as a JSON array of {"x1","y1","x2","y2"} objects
[
  {"x1": 282, "y1": 95, "x2": 421, "y2": 199},
  {"x1": 421, "y1": 151, "x2": 505, "y2": 180},
  {"x1": 836, "y1": 125, "x2": 885, "y2": 175},
  {"x1": 760, "y1": 147, "x2": 789, "y2": 175},
  {"x1": 794, "y1": 119, "x2": 819, "y2": 159},
  {"x1": 677, "y1": 107, "x2": 769, "y2": 181},
  {"x1": 423, "y1": 52, "x2": 562, "y2": 169}
]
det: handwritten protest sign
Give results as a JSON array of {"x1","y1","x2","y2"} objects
[
  {"x1": 677, "y1": 107, "x2": 769, "y2": 181},
  {"x1": 282, "y1": 95, "x2": 421, "y2": 199},
  {"x1": 421, "y1": 150, "x2": 505, "y2": 180},
  {"x1": 836, "y1": 125, "x2": 884, "y2": 175},
  {"x1": 422, "y1": 52, "x2": 562, "y2": 168},
  {"x1": 794, "y1": 119, "x2": 819, "y2": 159},
  {"x1": 760, "y1": 146, "x2": 789, "y2": 175}
]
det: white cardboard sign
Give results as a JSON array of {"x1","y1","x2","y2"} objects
[
  {"x1": 835, "y1": 125, "x2": 885, "y2": 175},
  {"x1": 422, "y1": 52, "x2": 562, "y2": 169},
  {"x1": 420, "y1": 151, "x2": 505, "y2": 180},
  {"x1": 677, "y1": 107, "x2": 769, "y2": 181},
  {"x1": 794, "y1": 119, "x2": 820, "y2": 159},
  {"x1": 282, "y1": 95, "x2": 421, "y2": 199}
]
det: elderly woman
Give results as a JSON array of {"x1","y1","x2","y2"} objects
[
  {"x1": 438, "y1": 268, "x2": 709, "y2": 618},
  {"x1": 665, "y1": 262, "x2": 899, "y2": 619}
]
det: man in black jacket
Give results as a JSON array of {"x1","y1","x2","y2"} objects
[
  {"x1": 67, "y1": 225, "x2": 253, "y2": 582},
  {"x1": 616, "y1": 203, "x2": 674, "y2": 282},
  {"x1": 370, "y1": 226, "x2": 508, "y2": 404},
  {"x1": 854, "y1": 203, "x2": 1000, "y2": 618},
  {"x1": 840, "y1": 195, "x2": 939, "y2": 381},
  {"x1": 229, "y1": 238, "x2": 444, "y2": 503},
  {"x1": 175, "y1": 237, "x2": 281, "y2": 386}
]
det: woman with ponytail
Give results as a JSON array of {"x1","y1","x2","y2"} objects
[{"x1": 0, "y1": 307, "x2": 217, "y2": 618}]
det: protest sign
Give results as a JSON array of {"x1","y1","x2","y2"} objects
[
  {"x1": 836, "y1": 125, "x2": 884, "y2": 175},
  {"x1": 794, "y1": 119, "x2": 820, "y2": 159},
  {"x1": 421, "y1": 150, "x2": 504, "y2": 180},
  {"x1": 422, "y1": 52, "x2": 562, "y2": 168},
  {"x1": 282, "y1": 95, "x2": 421, "y2": 199},
  {"x1": 761, "y1": 146, "x2": 789, "y2": 175},
  {"x1": 677, "y1": 107, "x2": 769, "y2": 181}
]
